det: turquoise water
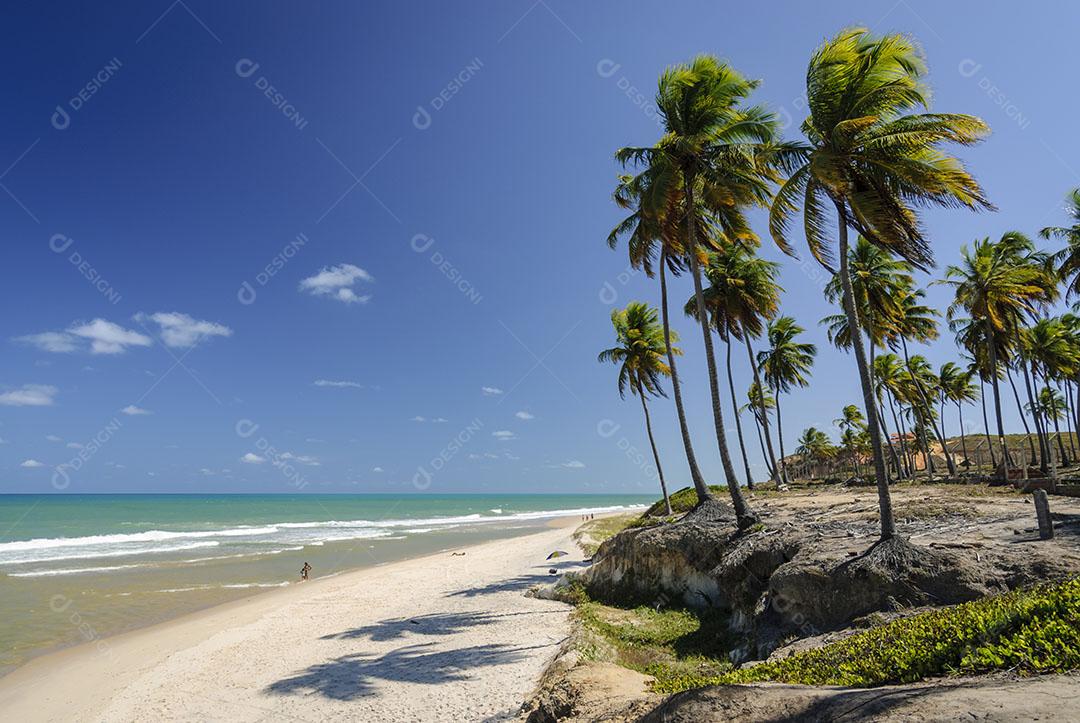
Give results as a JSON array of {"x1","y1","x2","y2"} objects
[{"x1": 0, "y1": 494, "x2": 651, "y2": 674}]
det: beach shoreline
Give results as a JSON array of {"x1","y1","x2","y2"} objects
[{"x1": 0, "y1": 512, "x2": 613, "y2": 722}]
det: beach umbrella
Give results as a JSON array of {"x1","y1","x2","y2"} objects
[{"x1": 546, "y1": 550, "x2": 569, "y2": 560}]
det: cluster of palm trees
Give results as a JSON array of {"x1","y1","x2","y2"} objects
[{"x1": 598, "y1": 26, "x2": 1080, "y2": 542}]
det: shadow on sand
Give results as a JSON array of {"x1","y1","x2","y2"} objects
[
  {"x1": 265, "y1": 642, "x2": 554, "y2": 700},
  {"x1": 445, "y1": 560, "x2": 583, "y2": 598},
  {"x1": 319, "y1": 609, "x2": 562, "y2": 643}
]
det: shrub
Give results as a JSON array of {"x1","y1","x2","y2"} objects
[
  {"x1": 642, "y1": 485, "x2": 726, "y2": 517},
  {"x1": 652, "y1": 577, "x2": 1080, "y2": 693}
]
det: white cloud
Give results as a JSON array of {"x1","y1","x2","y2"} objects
[
  {"x1": 70, "y1": 319, "x2": 153, "y2": 354},
  {"x1": 299, "y1": 264, "x2": 373, "y2": 304},
  {"x1": 515, "y1": 411, "x2": 534, "y2": 420},
  {"x1": 279, "y1": 452, "x2": 320, "y2": 466},
  {"x1": 20, "y1": 459, "x2": 44, "y2": 468},
  {"x1": 492, "y1": 430, "x2": 515, "y2": 441},
  {"x1": 66, "y1": 442, "x2": 83, "y2": 449},
  {"x1": 45, "y1": 435, "x2": 61, "y2": 442},
  {"x1": 372, "y1": 466, "x2": 384, "y2": 473},
  {"x1": 432, "y1": 417, "x2": 448, "y2": 423},
  {"x1": 240, "y1": 452, "x2": 265, "y2": 464},
  {"x1": 481, "y1": 386, "x2": 504, "y2": 396},
  {"x1": 121, "y1": 405, "x2": 151, "y2": 416},
  {"x1": 411, "y1": 416, "x2": 426, "y2": 422},
  {"x1": 137, "y1": 312, "x2": 232, "y2": 348},
  {"x1": 562, "y1": 460, "x2": 586, "y2": 469},
  {"x1": 15, "y1": 332, "x2": 78, "y2": 353},
  {"x1": 16, "y1": 319, "x2": 153, "y2": 355},
  {"x1": 0, "y1": 384, "x2": 58, "y2": 407},
  {"x1": 313, "y1": 379, "x2": 364, "y2": 389},
  {"x1": 199, "y1": 468, "x2": 215, "y2": 476}
]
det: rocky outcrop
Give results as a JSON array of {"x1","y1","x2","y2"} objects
[
  {"x1": 640, "y1": 674, "x2": 1080, "y2": 723},
  {"x1": 579, "y1": 506, "x2": 1078, "y2": 661}
]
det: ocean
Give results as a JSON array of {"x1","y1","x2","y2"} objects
[{"x1": 0, "y1": 493, "x2": 651, "y2": 674}]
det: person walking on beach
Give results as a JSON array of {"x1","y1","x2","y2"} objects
[{"x1": 300, "y1": 562, "x2": 311, "y2": 581}]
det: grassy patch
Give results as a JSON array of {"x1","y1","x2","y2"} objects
[
  {"x1": 654, "y1": 577, "x2": 1080, "y2": 693},
  {"x1": 642, "y1": 486, "x2": 726, "y2": 517},
  {"x1": 575, "y1": 599, "x2": 734, "y2": 687},
  {"x1": 573, "y1": 514, "x2": 640, "y2": 556}
]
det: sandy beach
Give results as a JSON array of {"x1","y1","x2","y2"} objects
[{"x1": 0, "y1": 517, "x2": 592, "y2": 722}]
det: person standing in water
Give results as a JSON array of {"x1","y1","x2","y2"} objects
[{"x1": 300, "y1": 562, "x2": 312, "y2": 581}]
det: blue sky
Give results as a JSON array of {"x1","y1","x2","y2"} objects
[{"x1": 2, "y1": 1, "x2": 1078, "y2": 494}]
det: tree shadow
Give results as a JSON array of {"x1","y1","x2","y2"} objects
[
  {"x1": 265, "y1": 642, "x2": 553, "y2": 700},
  {"x1": 446, "y1": 560, "x2": 584, "y2": 598},
  {"x1": 320, "y1": 609, "x2": 561, "y2": 642}
]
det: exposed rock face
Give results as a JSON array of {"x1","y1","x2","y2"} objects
[
  {"x1": 639, "y1": 675, "x2": 1080, "y2": 723},
  {"x1": 764, "y1": 536, "x2": 996, "y2": 633},
  {"x1": 579, "y1": 502, "x2": 1080, "y2": 661},
  {"x1": 581, "y1": 511, "x2": 736, "y2": 609}
]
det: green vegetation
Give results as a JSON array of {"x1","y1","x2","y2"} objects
[
  {"x1": 572, "y1": 514, "x2": 643, "y2": 556},
  {"x1": 575, "y1": 599, "x2": 734, "y2": 687},
  {"x1": 651, "y1": 578, "x2": 1080, "y2": 693},
  {"x1": 598, "y1": 303, "x2": 680, "y2": 515},
  {"x1": 642, "y1": 485, "x2": 726, "y2": 517}
]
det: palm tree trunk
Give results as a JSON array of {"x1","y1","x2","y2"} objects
[
  {"x1": 658, "y1": 249, "x2": 709, "y2": 496},
  {"x1": 1064, "y1": 381, "x2": 1077, "y2": 462},
  {"x1": 835, "y1": 203, "x2": 894, "y2": 540},
  {"x1": 979, "y1": 377, "x2": 997, "y2": 469},
  {"x1": 1052, "y1": 406, "x2": 1067, "y2": 466},
  {"x1": 1006, "y1": 366, "x2": 1038, "y2": 465},
  {"x1": 725, "y1": 336, "x2": 754, "y2": 490},
  {"x1": 1073, "y1": 379, "x2": 1080, "y2": 463},
  {"x1": 984, "y1": 320, "x2": 1012, "y2": 472},
  {"x1": 900, "y1": 338, "x2": 956, "y2": 476},
  {"x1": 751, "y1": 407, "x2": 773, "y2": 478},
  {"x1": 940, "y1": 397, "x2": 948, "y2": 464},
  {"x1": 955, "y1": 400, "x2": 969, "y2": 469},
  {"x1": 745, "y1": 334, "x2": 780, "y2": 484},
  {"x1": 1020, "y1": 362, "x2": 1049, "y2": 474},
  {"x1": 683, "y1": 175, "x2": 756, "y2": 528},
  {"x1": 889, "y1": 395, "x2": 910, "y2": 478},
  {"x1": 878, "y1": 408, "x2": 901, "y2": 480},
  {"x1": 774, "y1": 390, "x2": 790, "y2": 484},
  {"x1": 636, "y1": 380, "x2": 672, "y2": 516}
]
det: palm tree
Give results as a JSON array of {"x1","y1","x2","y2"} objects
[
  {"x1": 902, "y1": 355, "x2": 942, "y2": 477},
  {"x1": 1042, "y1": 189, "x2": 1080, "y2": 299},
  {"x1": 769, "y1": 27, "x2": 992, "y2": 539},
  {"x1": 598, "y1": 302, "x2": 680, "y2": 516},
  {"x1": 609, "y1": 169, "x2": 711, "y2": 506},
  {"x1": 835, "y1": 404, "x2": 866, "y2": 477},
  {"x1": 1031, "y1": 386, "x2": 1069, "y2": 466},
  {"x1": 822, "y1": 237, "x2": 910, "y2": 351},
  {"x1": 943, "y1": 233, "x2": 1058, "y2": 474},
  {"x1": 1022, "y1": 317, "x2": 1079, "y2": 468},
  {"x1": 686, "y1": 245, "x2": 785, "y2": 489},
  {"x1": 890, "y1": 289, "x2": 957, "y2": 475},
  {"x1": 744, "y1": 381, "x2": 777, "y2": 480},
  {"x1": 938, "y1": 362, "x2": 978, "y2": 468},
  {"x1": 874, "y1": 352, "x2": 914, "y2": 479},
  {"x1": 795, "y1": 427, "x2": 834, "y2": 478},
  {"x1": 617, "y1": 56, "x2": 797, "y2": 527},
  {"x1": 758, "y1": 317, "x2": 817, "y2": 485}
]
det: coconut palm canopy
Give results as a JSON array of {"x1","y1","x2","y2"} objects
[
  {"x1": 597, "y1": 302, "x2": 678, "y2": 400},
  {"x1": 599, "y1": 23, "x2": 1080, "y2": 544}
]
